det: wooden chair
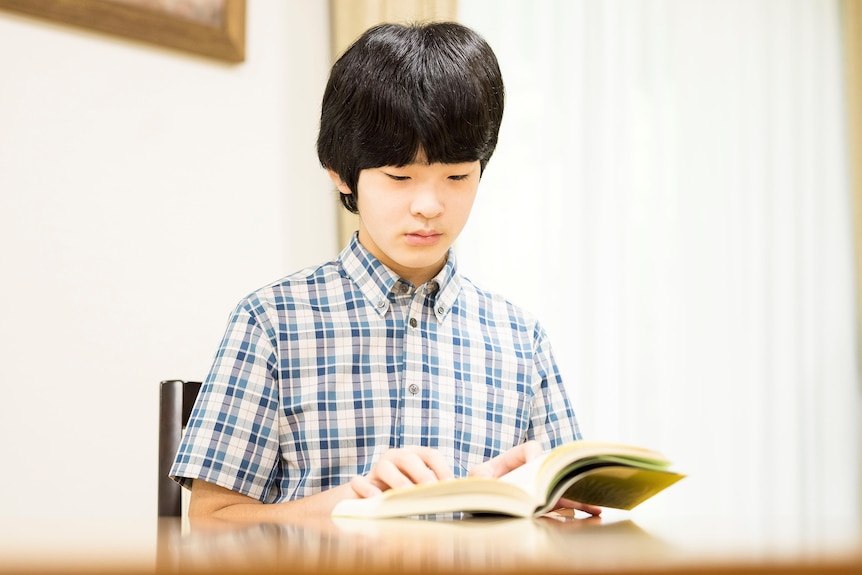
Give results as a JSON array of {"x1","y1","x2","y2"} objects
[{"x1": 158, "y1": 379, "x2": 202, "y2": 517}]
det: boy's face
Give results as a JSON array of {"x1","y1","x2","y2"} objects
[{"x1": 331, "y1": 158, "x2": 481, "y2": 287}]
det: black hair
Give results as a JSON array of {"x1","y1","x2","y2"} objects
[{"x1": 317, "y1": 22, "x2": 505, "y2": 213}]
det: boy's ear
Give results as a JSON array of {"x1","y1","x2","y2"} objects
[{"x1": 327, "y1": 169, "x2": 352, "y2": 195}]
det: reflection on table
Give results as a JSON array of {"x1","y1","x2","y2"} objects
[
  {"x1": 1, "y1": 508, "x2": 860, "y2": 574},
  {"x1": 153, "y1": 509, "x2": 862, "y2": 575}
]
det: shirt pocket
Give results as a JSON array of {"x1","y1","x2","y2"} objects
[{"x1": 451, "y1": 378, "x2": 532, "y2": 463}]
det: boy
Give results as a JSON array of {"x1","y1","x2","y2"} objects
[{"x1": 170, "y1": 21, "x2": 600, "y2": 520}]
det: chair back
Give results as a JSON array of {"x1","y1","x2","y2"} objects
[{"x1": 158, "y1": 379, "x2": 201, "y2": 517}]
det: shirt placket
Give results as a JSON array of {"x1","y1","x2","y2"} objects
[{"x1": 400, "y1": 287, "x2": 432, "y2": 445}]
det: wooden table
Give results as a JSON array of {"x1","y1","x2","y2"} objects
[{"x1": 1, "y1": 510, "x2": 860, "y2": 574}]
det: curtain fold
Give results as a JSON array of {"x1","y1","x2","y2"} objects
[
  {"x1": 841, "y1": 0, "x2": 862, "y2": 521},
  {"x1": 457, "y1": 0, "x2": 860, "y2": 526}
]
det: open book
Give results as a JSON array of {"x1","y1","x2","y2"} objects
[{"x1": 331, "y1": 440, "x2": 685, "y2": 519}]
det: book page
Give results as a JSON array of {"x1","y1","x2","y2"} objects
[
  {"x1": 495, "y1": 451, "x2": 554, "y2": 505},
  {"x1": 331, "y1": 476, "x2": 536, "y2": 518}
]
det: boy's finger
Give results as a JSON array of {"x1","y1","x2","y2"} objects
[
  {"x1": 469, "y1": 441, "x2": 543, "y2": 479},
  {"x1": 556, "y1": 497, "x2": 603, "y2": 516},
  {"x1": 350, "y1": 475, "x2": 383, "y2": 498},
  {"x1": 401, "y1": 446, "x2": 454, "y2": 481},
  {"x1": 402, "y1": 449, "x2": 454, "y2": 483},
  {"x1": 418, "y1": 449, "x2": 455, "y2": 481},
  {"x1": 374, "y1": 458, "x2": 421, "y2": 490}
]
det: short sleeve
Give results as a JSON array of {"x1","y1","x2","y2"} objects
[
  {"x1": 169, "y1": 301, "x2": 282, "y2": 502},
  {"x1": 525, "y1": 321, "x2": 581, "y2": 448}
]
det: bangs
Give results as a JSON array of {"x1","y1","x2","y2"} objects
[{"x1": 362, "y1": 56, "x2": 500, "y2": 168}]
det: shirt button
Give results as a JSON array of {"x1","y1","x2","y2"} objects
[
  {"x1": 408, "y1": 384, "x2": 420, "y2": 395},
  {"x1": 409, "y1": 318, "x2": 417, "y2": 328},
  {"x1": 437, "y1": 307, "x2": 444, "y2": 314},
  {"x1": 377, "y1": 299, "x2": 386, "y2": 308}
]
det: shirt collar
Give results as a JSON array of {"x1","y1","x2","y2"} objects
[
  {"x1": 430, "y1": 250, "x2": 460, "y2": 323},
  {"x1": 339, "y1": 233, "x2": 461, "y2": 322}
]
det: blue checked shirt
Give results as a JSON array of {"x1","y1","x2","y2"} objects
[{"x1": 170, "y1": 234, "x2": 581, "y2": 503}]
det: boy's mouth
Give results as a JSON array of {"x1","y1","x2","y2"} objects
[{"x1": 405, "y1": 230, "x2": 442, "y2": 246}]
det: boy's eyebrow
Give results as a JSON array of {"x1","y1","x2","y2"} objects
[{"x1": 384, "y1": 161, "x2": 479, "y2": 170}]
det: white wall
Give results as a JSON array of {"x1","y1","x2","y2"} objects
[{"x1": 0, "y1": 1, "x2": 335, "y2": 519}]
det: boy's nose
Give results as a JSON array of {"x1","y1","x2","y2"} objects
[{"x1": 410, "y1": 184, "x2": 444, "y2": 218}]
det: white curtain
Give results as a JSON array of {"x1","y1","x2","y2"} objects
[{"x1": 457, "y1": 0, "x2": 860, "y2": 528}]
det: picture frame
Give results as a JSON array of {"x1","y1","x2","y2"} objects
[{"x1": 0, "y1": 0, "x2": 245, "y2": 63}]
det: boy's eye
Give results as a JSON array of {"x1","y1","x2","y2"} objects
[
  {"x1": 386, "y1": 173, "x2": 410, "y2": 181},
  {"x1": 448, "y1": 174, "x2": 469, "y2": 181}
]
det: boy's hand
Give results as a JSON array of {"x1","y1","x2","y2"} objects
[
  {"x1": 350, "y1": 446, "x2": 454, "y2": 498},
  {"x1": 468, "y1": 441, "x2": 603, "y2": 517}
]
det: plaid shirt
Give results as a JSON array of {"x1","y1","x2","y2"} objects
[{"x1": 170, "y1": 235, "x2": 580, "y2": 503}]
